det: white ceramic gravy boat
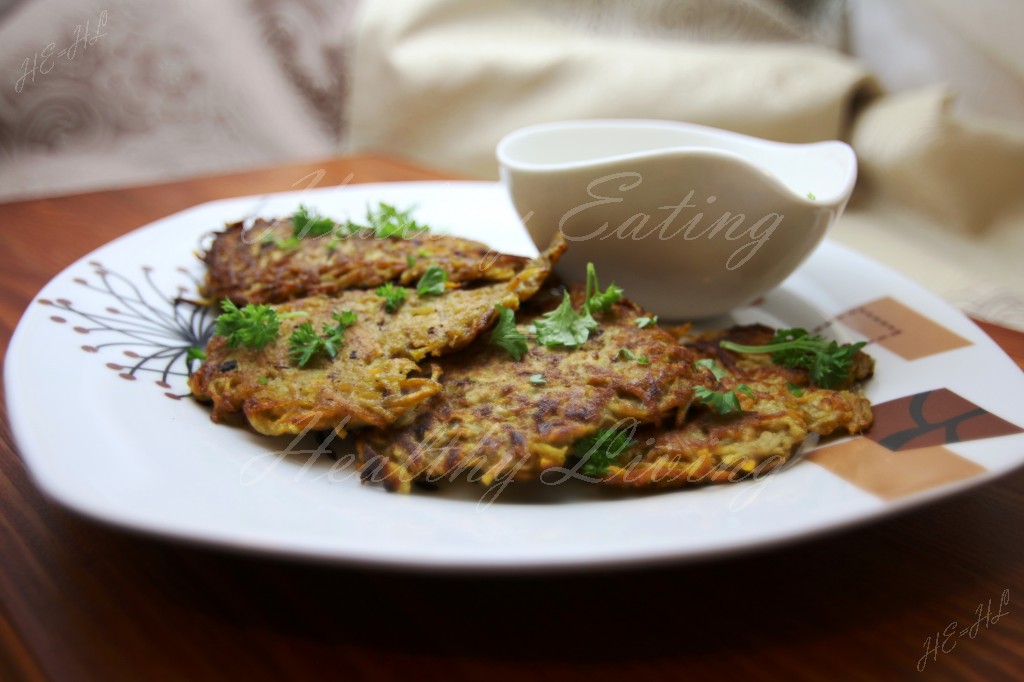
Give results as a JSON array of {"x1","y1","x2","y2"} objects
[{"x1": 497, "y1": 119, "x2": 857, "y2": 319}]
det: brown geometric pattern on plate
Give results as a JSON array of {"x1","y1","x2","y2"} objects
[
  {"x1": 806, "y1": 388, "x2": 1023, "y2": 500},
  {"x1": 835, "y1": 296, "x2": 972, "y2": 360},
  {"x1": 807, "y1": 439, "x2": 987, "y2": 501},
  {"x1": 865, "y1": 388, "x2": 1023, "y2": 451}
]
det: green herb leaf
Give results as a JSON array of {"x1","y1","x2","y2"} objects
[
  {"x1": 406, "y1": 253, "x2": 417, "y2": 268},
  {"x1": 416, "y1": 265, "x2": 448, "y2": 296},
  {"x1": 637, "y1": 355, "x2": 650, "y2": 366},
  {"x1": 719, "y1": 328, "x2": 866, "y2": 389},
  {"x1": 215, "y1": 300, "x2": 281, "y2": 350},
  {"x1": 292, "y1": 205, "x2": 336, "y2": 239},
  {"x1": 186, "y1": 347, "x2": 206, "y2": 362},
  {"x1": 617, "y1": 348, "x2": 636, "y2": 361},
  {"x1": 573, "y1": 425, "x2": 637, "y2": 477},
  {"x1": 694, "y1": 386, "x2": 747, "y2": 415},
  {"x1": 584, "y1": 262, "x2": 623, "y2": 313},
  {"x1": 368, "y1": 202, "x2": 430, "y2": 238},
  {"x1": 257, "y1": 376, "x2": 269, "y2": 385},
  {"x1": 288, "y1": 322, "x2": 322, "y2": 367},
  {"x1": 319, "y1": 310, "x2": 357, "y2": 358},
  {"x1": 695, "y1": 358, "x2": 728, "y2": 381},
  {"x1": 529, "y1": 373, "x2": 546, "y2": 385},
  {"x1": 489, "y1": 305, "x2": 528, "y2": 360},
  {"x1": 375, "y1": 282, "x2": 408, "y2": 312},
  {"x1": 635, "y1": 316, "x2": 658, "y2": 329},
  {"x1": 786, "y1": 382, "x2": 805, "y2": 397},
  {"x1": 346, "y1": 202, "x2": 430, "y2": 239},
  {"x1": 287, "y1": 310, "x2": 357, "y2": 367},
  {"x1": 534, "y1": 291, "x2": 598, "y2": 348}
]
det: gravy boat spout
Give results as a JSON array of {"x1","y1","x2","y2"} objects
[{"x1": 497, "y1": 119, "x2": 857, "y2": 319}]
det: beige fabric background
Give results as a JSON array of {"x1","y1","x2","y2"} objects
[
  {"x1": 347, "y1": 0, "x2": 1024, "y2": 329},
  {"x1": 1, "y1": 0, "x2": 1022, "y2": 328}
]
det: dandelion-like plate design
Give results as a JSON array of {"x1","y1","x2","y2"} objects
[{"x1": 37, "y1": 260, "x2": 215, "y2": 399}]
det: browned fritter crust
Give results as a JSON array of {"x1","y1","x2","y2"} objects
[
  {"x1": 188, "y1": 242, "x2": 563, "y2": 436},
  {"x1": 200, "y1": 218, "x2": 530, "y2": 305},
  {"x1": 356, "y1": 291, "x2": 706, "y2": 493},
  {"x1": 598, "y1": 325, "x2": 874, "y2": 488}
]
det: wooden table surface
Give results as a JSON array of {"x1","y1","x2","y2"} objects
[{"x1": 2, "y1": 156, "x2": 1022, "y2": 682}]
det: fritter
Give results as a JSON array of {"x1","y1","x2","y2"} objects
[
  {"x1": 189, "y1": 243, "x2": 563, "y2": 436},
  {"x1": 598, "y1": 325, "x2": 874, "y2": 488},
  {"x1": 200, "y1": 218, "x2": 530, "y2": 305},
  {"x1": 356, "y1": 290, "x2": 706, "y2": 493}
]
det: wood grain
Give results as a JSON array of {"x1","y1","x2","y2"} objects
[{"x1": 1, "y1": 157, "x2": 1022, "y2": 682}]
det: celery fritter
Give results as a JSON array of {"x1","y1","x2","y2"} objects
[
  {"x1": 201, "y1": 218, "x2": 530, "y2": 305},
  {"x1": 356, "y1": 290, "x2": 706, "y2": 493},
  {"x1": 188, "y1": 243, "x2": 562, "y2": 436},
  {"x1": 598, "y1": 325, "x2": 874, "y2": 487}
]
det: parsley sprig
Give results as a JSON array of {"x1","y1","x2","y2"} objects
[
  {"x1": 375, "y1": 282, "x2": 408, "y2": 312},
  {"x1": 695, "y1": 357, "x2": 728, "y2": 381},
  {"x1": 533, "y1": 292, "x2": 597, "y2": 348},
  {"x1": 416, "y1": 265, "x2": 448, "y2": 296},
  {"x1": 215, "y1": 300, "x2": 281, "y2": 350},
  {"x1": 288, "y1": 310, "x2": 357, "y2": 367},
  {"x1": 572, "y1": 424, "x2": 637, "y2": 477},
  {"x1": 719, "y1": 328, "x2": 866, "y2": 389},
  {"x1": 281, "y1": 202, "x2": 430, "y2": 247},
  {"x1": 534, "y1": 263, "x2": 622, "y2": 349},
  {"x1": 347, "y1": 203, "x2": 430, "y2": 239},
  {"x1": 489, "y1": 305, "x2": 529, "y2": 360},
  {"x1": 694, "y1": 385, "x2": 754, "y2": 416},
  {"x1": 292, "y1": 205, "x2": 336, "y2": 240}
]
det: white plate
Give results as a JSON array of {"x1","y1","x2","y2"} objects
[{"x1": 7, "y1": 181, "x2": 1024, "y2": 571}]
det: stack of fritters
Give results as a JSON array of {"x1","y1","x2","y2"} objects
[
  {"x1": 190, "y1": 221, "x2": 562, "y2": 436},
  {"x1": 357, "y1": 288, "x2": 704, "y2": 492},
  {"x1": 190, "y1": 215, "x2": 874, "y2": 492}
]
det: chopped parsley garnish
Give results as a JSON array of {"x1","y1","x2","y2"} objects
[
  {"x1": 534, "y1": 291, "x2": 598, "y2": 348},
  {"x1": 375, "y1": 282, "x2": 408, "y2": 312},
  {"x1": 346, "y1": 202, "x2": 430, "y2": 239},
  {"x1": 186, "y1": 347, "x2": 206, "y2": 362},
  {"x1": 719, "y1": 328, "x2": 866, "y2": 389},
  {"x1": 694, "y1": 384, "x2": 753, "y2": 416},
  {"x1": 807, "y1": 192, "x2": 817, "y2": 200},
  {"x1": 529, "y1": 373, "x2": 546, "y2": 385},
  {"x1": 533, "y1": 263, "x2": 621, "y2": 350},
  {"x1": 368, "y1": 202, "x2": 430, "y2": 238},
  {"x1": 215, "y1": 300, "x2": 281, "y2": 350},
  {"x1": 257, "y1": 376, "x2": 269, "y2": 385},
  {"x1": 489, "y1": 306, "x2": 529, "y2": 360},
  {"x1": 288, "y1": 324, "x2": 321, "y2": 366},
  {"x1": 287, "y1": 310, "x2": 357, "y2": 367},
  {"x1": 695, "y1": 358, "x2": 728, "y2": 381},
  {"x1": 406, "y1": 253, "x2": 417, "y2": 268},
  {"x1": 615, "y1": 348, "x2": 649, "y2": 365},
  {"x1": 262, "y1": 230, "x2": 300, "y2": 250},
  {"x1": 786, "y1": 382, "x2": 805, "y2": 397},
  {"x1": 572, "y1": 425, "x2": 637, "y2": 477},
  {"x1": 584, "y1": 262, "x2": 623, "y2": 312},
  {"x1": 292, "y1": 205, "x2": 336, "y2": 239},
  {"x1": 416, "y1": 265, "x2": 448, "y2": 296},
  {"x1": 635, "y1": 316, "x2": 658, "y2": 329}
]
